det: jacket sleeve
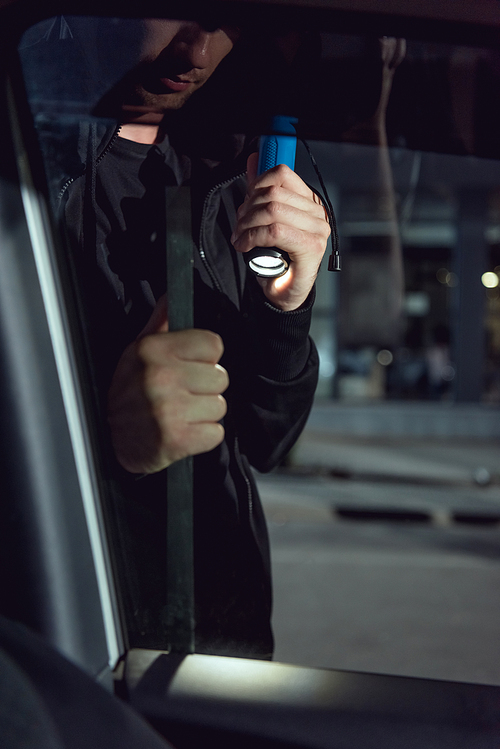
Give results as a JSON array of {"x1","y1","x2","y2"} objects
[{"x1": 233, "y1": 279, "x2": 319, "y2": 473}]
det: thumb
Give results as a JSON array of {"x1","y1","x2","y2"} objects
[
  {"x1": 246, "y1": 152, "x2": 259, "y2": 185},
  {"x1": 138, "y1": 294, "x2": 169, "y2": 338}
]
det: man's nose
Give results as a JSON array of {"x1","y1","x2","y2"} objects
[{"x1": 180, "y1": 24, "x2": 215, "y2": 69}]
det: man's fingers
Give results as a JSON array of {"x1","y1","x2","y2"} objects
[
  {"x1": 234, "y1": 198, "x2": 328, "y2": 242},
  {"x1": 246, "y1": 163, "x2": 313, "y2": 200},
  {"x1": 177, "y1": 422, "x2": 226, "y2": 458},
  {"x1": 146, "y1": 360, "x2": 229, "y2": 399},
  {"x1": 152, "y1": 395, "x2": 227, "y2": 465},
  {"x1": 233, "y1": 168, "x2": 330, "y2": 253},
  {"x1": 246, "y1": 151, "x2": 259, "y2": 184},
  {"x1": 139, "y1": 293, "x2": 169, "y2": 336},
  {"x1": 233, "y1": 223, "x2": 327, "y2": 261},
  {"x1": 185, "y1": 363, "x2": 229, "y2": 395},
  {"x1": 156, "y1": 393, "x2": 227, "y2": 426},
  {"x1": 138, "y1": 328, "x2": 224, "y2": 365},
  {"x1": 235, "y1": 161, "x2": 331, "y2": 312},
  {"x1": 237, "y1": 185, "x2": 326, "y2": 222},
  {"x1": 108, "y1": 325, "x2": 229, "y2": 473}
]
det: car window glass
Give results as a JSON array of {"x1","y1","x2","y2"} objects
[{"x1": 17, "y1": 16, "x2": 500, "y2": 682}]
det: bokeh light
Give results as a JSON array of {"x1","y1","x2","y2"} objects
[{"x1": 481, "y1": 272, "x2": 499, "y2": 288}]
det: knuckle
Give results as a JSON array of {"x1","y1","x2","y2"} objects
[
  {"x1": 181, "y1": 329, "x2": 224, "y2": 361},
  {"x1": 198, "y1": 331, "x2": 223, "y2": 362},
  {"x1": 312, "y1": 235, "x2": 327, "y2": 256},
  {"x1": 246, "y1": 226, "x2": 260, "y2": 244},
  {"x1": 268, "y1": 222, "x2": 284, "y2": 242},
  {"x1": 215, "y1": 422, "x2": 225, "y2": 443},
  {"x1": 214, "y1": 365, "x2": 228, "y2": 391},
  {"x1": 217, "y1": 394, "x2": 228, "y2": 418},
  {"x1": 187, "y1": 421, "x2": 225, "y2": 456},
  {"x1": 219, "y1": 367, "x2": 230, "y2": 391},
  {"x1": 211, "y1": 331, "x2": 224, "y2": 358},
  {"x1": 320, "y1": 230, "x2": 331, "y2": 246},
  {"x1": 207, "y1": 422, "x2": 225, "y2": 448},
  {"x1": 265, "y1": 184, "x2": 282, "y2": 201},
  {"x1": 274, "y1": 163, "x2": 289, "y2": 178},
  {"x1": 203, "y1": 394, "x2": 226, "y2": 422},
  {"x1": 320, "y1": 218, "x2": 332, "y2": 238},
  {"x1": 266, "y1": 200, "x2": 282, "y2": 218}
]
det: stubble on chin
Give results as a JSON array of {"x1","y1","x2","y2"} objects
[{"x1": 131, "y1": 84, "x2": 197, "y2": 113}]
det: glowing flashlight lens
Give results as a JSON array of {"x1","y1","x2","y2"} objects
[
  {"x1": 252, "y1": 256, "x2": 282, "y2": 269},
  {"x1": 244, "y1": 248, "x2": 289, "y2": 278},
  {"x1": 248, "y1": 255, "x2": 287, "y2": 277}
]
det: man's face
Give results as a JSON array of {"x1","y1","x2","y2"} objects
[{"x1": 121, "y1": 19, "x2": 238, "y2": 123}]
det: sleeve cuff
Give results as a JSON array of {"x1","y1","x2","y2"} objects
[{"x1": 251, "y1": 286, "x2": 315, "y2": 381}]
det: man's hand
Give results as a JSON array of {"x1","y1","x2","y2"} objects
[
  {"x1": 107, "y1": 296, "x2": 229, "y2": 474},
  {"x1": 231, "y1": 153, "x2": 330, "y2": 312}
]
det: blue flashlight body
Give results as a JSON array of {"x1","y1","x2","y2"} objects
[
  {"x1": 245, "y1": 116, "x2": 298, "y2": 278},
  {"x1": 258, "y1": 118, "x2": 297, "y2": 175}
]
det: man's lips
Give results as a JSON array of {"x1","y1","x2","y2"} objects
[{"x1": 159, "y1": 77, "x2": 195, "y2": 92}]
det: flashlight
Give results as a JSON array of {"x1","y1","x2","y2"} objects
[{"x1": 244, "y1": 115, "x2": 298, "y2": 279}]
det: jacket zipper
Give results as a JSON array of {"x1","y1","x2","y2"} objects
[
  {"x1": 198, "y1": 171, "x2": 246, "y2": 293},
  {"x1": 57, "y1": 170, "x2": 83, "y2": 202},
  {"x1": 95, "y1": 124, "x2": 122, "y2": 166},
  {"x1": 234, "y1": 435, "x2": 254, "y2": 525},
  {"x1": 57, "y1": 124, "x2": 122, "y2": 202}
]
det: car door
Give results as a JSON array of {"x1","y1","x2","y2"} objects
[{"x1": 2, "y1": 1, "x2": 500, "y2": 747}]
